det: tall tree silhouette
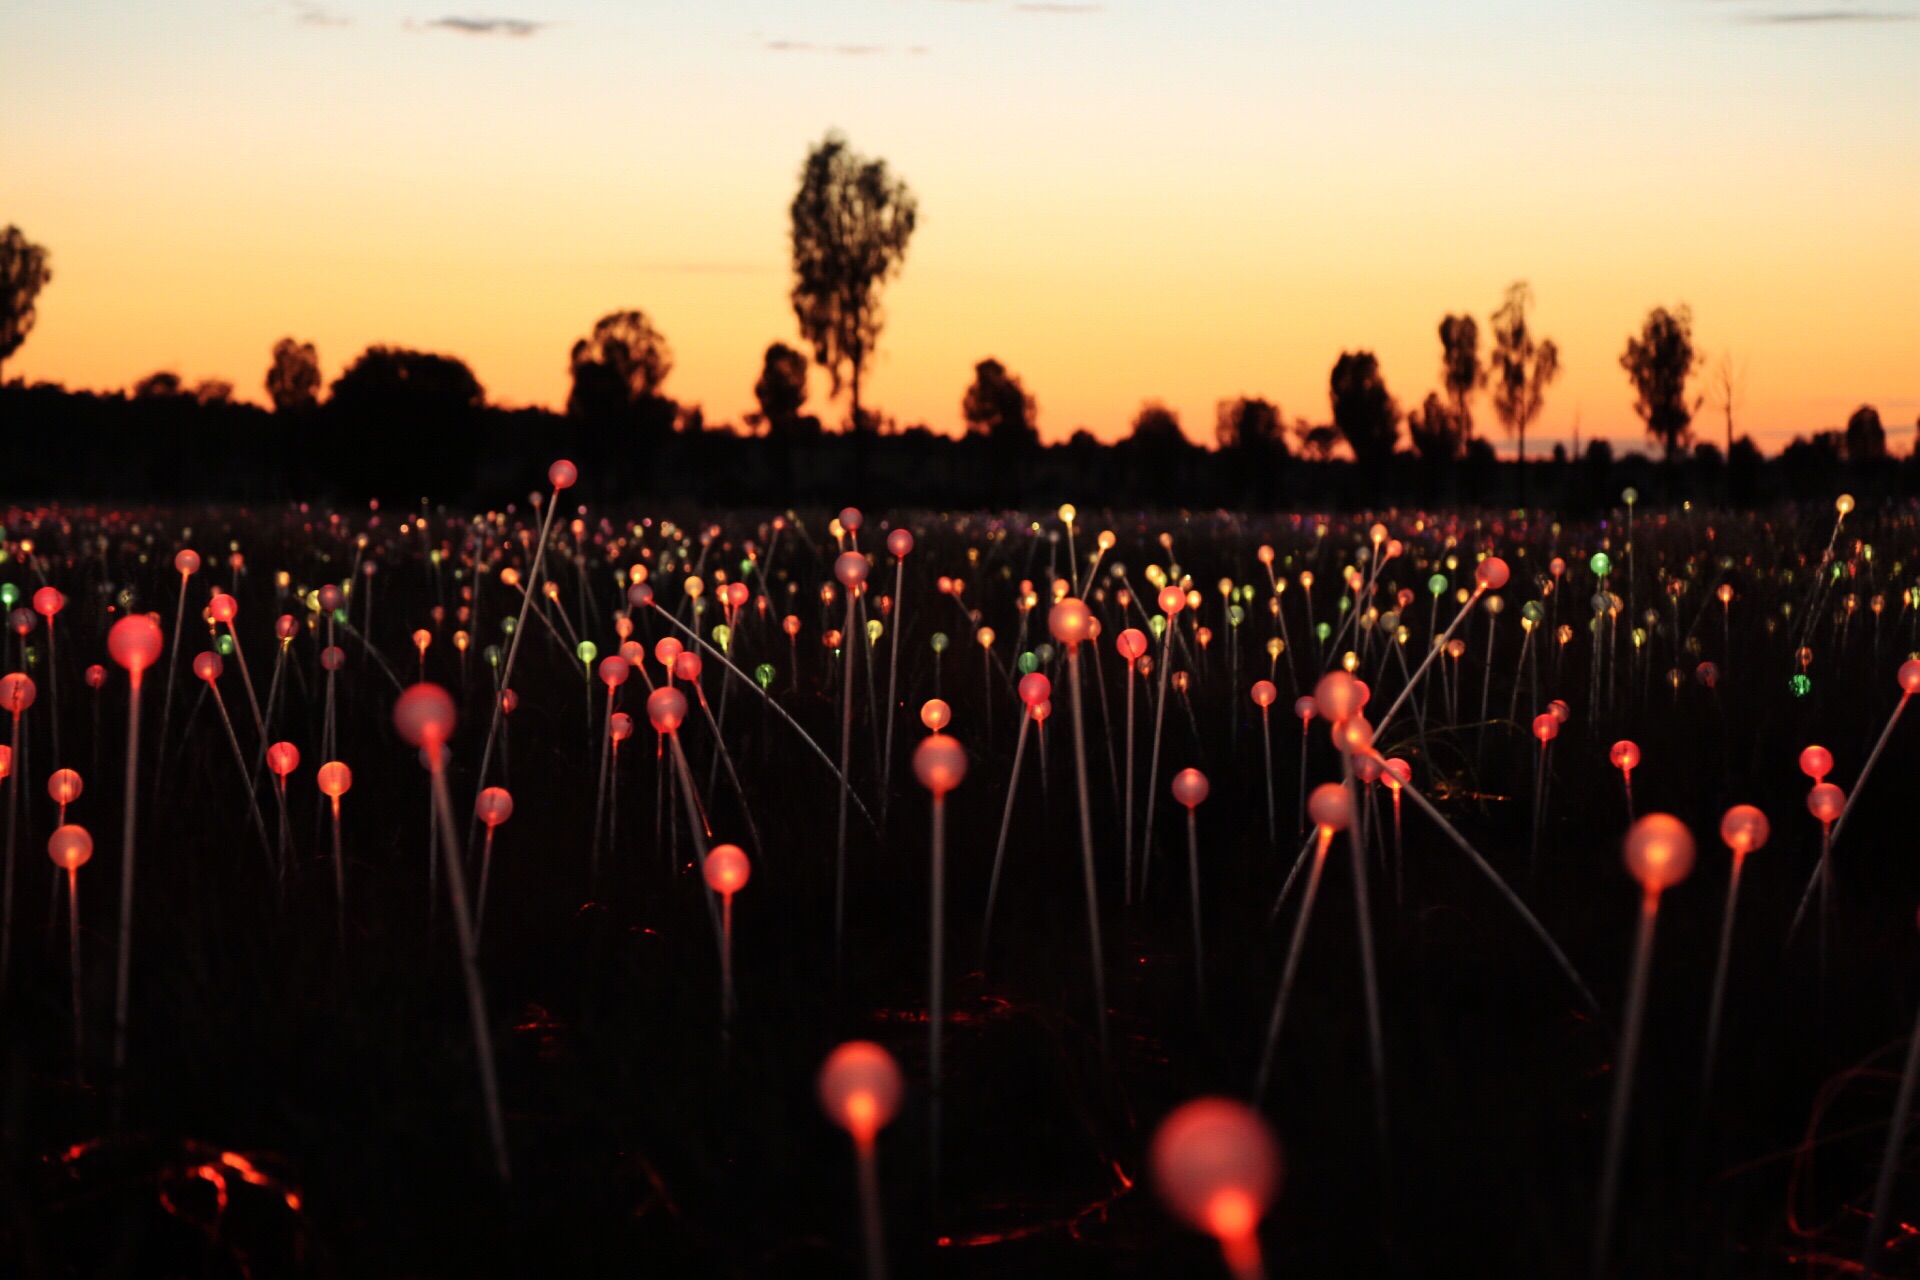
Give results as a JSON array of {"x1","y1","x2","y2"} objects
[
  {"x1": 1438, "y1": 314, "x2": 1482, "y2": 442},
  {"x1": 1488, "y1": 282, "x2": 1560, "y2": 501},
  {"x1": 1128, "y1": 401, "x2": 1188, "y2": 505},
  {"x1": 962, "y1": 359, "x2": 1037, "y2": 448},
  {"x1": 568, "y1": 310, "x2": 673, "y2": 420},
  {"x1": 1845, "y1": 404, "x2": 1885, "y2": 462},
  {"x1": 266, "y1": 337, "x2": 321, "y2": 413},
  {"x1": 1619, "y1": 305, "x2": 1699, "y2": 460},
  {"x1": 1330, "y1": 351, "x2": 1400, "y2": 475},
  {"x1": 1703, "y1": 350, "x2": 1744, "y2": 459},
  {"x1": 788, "y1": 132, "x2": 917, "y2": 435},
  {"x1": 1407, "y1": 391, "x2": 1464, "y2": 462},
  {"x1": 751, "y1": 342, "x2": 817, "y2": 440},
  {"x1": 0, "y1": 226, "x2": 52, "y2": 380}
]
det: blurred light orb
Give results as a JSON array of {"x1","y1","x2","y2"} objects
[{"x1": 1624, "y1": 813, "x2": 1695, "y2": 892}]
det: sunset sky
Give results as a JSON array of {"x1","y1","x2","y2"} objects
[{"x1": 3, "y1": 0, "x2": 1915, "y2": 452}]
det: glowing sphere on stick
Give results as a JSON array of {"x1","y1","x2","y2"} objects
[
  {"x1": 705, "y1": 843, "x2": 751, "y2": 895},
  {"x1": 1331, "y1": 716, "x2": 1374, "y2": 756},
  {"x1": 819, "y1": 1041, "x2": 903, "y2": 1145},
  {"x1": 1610, "y1": 741, "x2": 1640, "y2": 774},
  {"x1": 210, "y1": 593, "x2": 238, "y2": 624},
  {"x1": 1150, "y1": 1097, "x2": 1282, "y2": 1245},
  {"x1": 1475, "y1": 557, "x2": 1510, "y2": 591},
  {"x1": 647, "y1": 687, "x2": 688, "y2": 734},
  {"x1": 1901, "y1": 660, "x2": 1920, "y2": 694},
  {"x1": 920, "y1": 699, "x2": 951, "y2": 731},
  {"x1": 317, "y1": 762, "x2": 353, "y2": 798},
  {"x1": 1018, "y1": 673, "x2": 1052, "y2": 707},
  {"x1": 175, "y1": 549, "x2": 201, "y2": 576},
  {"x1": 1719, "y1": 805, "x2": 1769, "y2": 855},
  {"x1": 838, "y1": 507, "x2": 864, "y2": 532},
  {"x1": 318, "y1": 584, "x2": 345, "y2": 613},
  {"x1": 1383, "y1": 757, "x2": 1412, "y2": 787},
  {"x1": 1294, "y1": 696, "x2": 1317, "y2": 723},
  {"x1": 392, "y1": 683, "x2": 457, "y2": 749},
  {"x1": 887, "y1": 528, "x2": 914, "y2": 558},
  {"x1": 627, "y1": 583, "x2": 653, "y2": 610},
  {"x1": 85, "y1": 665, "x2": 106, "y2": 690},
  {"x1": 1532, "y1": 713, "x2": 1559, "y2": 742},
  {"x1": 1807, "y1": 782, "x2": 1844, "y2": 825},
  {"x1": 1250, "y1": 680, "x2": 1277, "y2": 709},
  {"x1": 33, "y1": 587, "x2": 64, "y2": 617},
  {"x1": 548, "y1": 459, "x2": 578, "y2": 489},
  {"x1": 1172, "y1": 768, "x2": 1210, "y2": 808},
  {"x1": 1547, "y1": 699, "x2": 1570, "y2": 723},
  {"x1": 598, "y1": 656, "x2": 630, "y2": 688},
  {"x1": 1313, "y1": 671, "x2": 1362, "y2": 722},
  {"x1": 48, "y1": 825, "x2": 93, "y2": 872},
  {"x1": 1798, "y1": 745, "x2": 1832, "y2": 782},
  {"x1": 672, "y1": 652, "x2": 702, "y2": 682},
  {"x1": 267, "y1": 742, "x2": 301, "y2": 777},
  {"x1": 654, "y1": 638, "x2": 683, "y2": 668},
  {"x1": 1308, "y1": 783, "x2": 1356, "y2": 832},
  {"x1": 834, "y1": 552, "x2": 870, "y2": 589},
  {"x1": 1048, "y1": 598, "x2": 1094, "y2": 646},
  {"x1": 47, "y1": 769, "x2": 82, "y2": 806},
  {"x1": 108, "y1": 614, "x2": 164, "y2": 675},
  {"x1": 499, "y1": 689, "x2": 518, "y2": 715},
  {"x1": 191, "y1": 653, "x2": 223, "y2": 683},
  {"x1": 1158, "y1": 586, "x2": 1186, "y2": 616},
  {"x1": 1624, "y1": 814, "x2": 1696, "y2": 892},
  {"x1": 913, "y1": 734, "x2": 968, "y2": 795},
  {"x1": 1117, "y1": 628, "x2": 1148, "y2": 662},
  {"x1": 475, "y1": 787, "x2": 514, "y2": 827}
]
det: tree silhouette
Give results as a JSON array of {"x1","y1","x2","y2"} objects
[
  {"x1": 1619, "y1": 305, "x2": 1699, "y2": 460},
  {"x1": 788, "y1": 131, "x2": 917, "y2": 434},
  {"x1": 1438, "y1": 314, "x2": 1482, "y2": 441},
  {"x1": 1329, "y1": 351, "x2": 1399, "y2": 474},
  {"x1": 0, "y1": 226, "x2": 51, "y2": 380},
  {"x1": 326, "y1": 346, "x2": 486, "y2": 497},
  {"x1": 1128, "y1": 401, "x2": 1188, "y2": 504},
  {"x1": 568, "y1": 310, "x2": 672, "y2": 420},
  {"x1": 1407, "y1": 391, "x2": 1464, "y2": 462},
  {"x1": 751, "y1": 342, "x2": 817, "y2": 440},
  {"x1": 1216, "y1": 396, "x2": 1288, "y2": 504},
  {"x1": 1703, "y1": 350, "x2": 1744, "y2": 458},
  {"x1": 1488, "y1": 282, "x2": 1560, "y2": 498},
  {"x1": 132, "y1": 371, "x2": 185, "y2": 399},
  {"x1": 962, "y1": 359, "x2": 1037, "y2": 449},
  {"x1": 331, "y1": 346, "x2": 482, "y2": 415},
  {"x1": 193, "y1": 379, "x2": 234, "y2": 405},
  {"x1": 266, "y1": 337, "x2": 321, "y2": 413},
  {"x1": 1845, "y1": 404, "x2": 1885, "y2": 462}
]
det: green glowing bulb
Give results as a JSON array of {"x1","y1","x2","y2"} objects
[
  {"x1": 755, "y1": 662, "x2": 775, "y2": 689},
  {"x1": 1590, "y1": 553, "x2": 1612, "y2": 577},
  {"x1": 576, "y1": 640, "x2": 598, "y2": 664},
  {"x1": 1790, "y1": 674, "x2": 1812, "y2": 697}
]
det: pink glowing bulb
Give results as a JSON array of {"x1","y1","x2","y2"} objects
[
  {"x1": 913, "y1": 734, "x2": 968, "y2": 795},
  {"x1": 1117, "y1": 628, "x2": 1149, "y2": 662},
  {"x1": 175, "y1": 549, "x2": 201, "y2": 576},
  {"x1": 1610, "y1": 741, "x2": 1640, "y2": 775},
  {"x1": 1353, "y1": 754, "x2": 1383, "y2": 784},
  {"x1": 1807, "y1": 782, "x2": 1844, "y2": 825},
  {"x1": 672, "y1": 651, "x2": 702, "y2": 682},
  {"x1": 276, "y1": 615, "x2": 298, "y2": 641},
  {"x1": 1900, "y1": 660, "x2": 1920, "y2": 695},
  {"x1": 839, "y1": 507, "x2": 864, "y2": 533},
  {"x1": 1048, "y1": 598, "x2": 1094, "y2": 646},
  {"x1": 1547, "y1": 699, "x2": 1570, "y2": 724},
  {"x1": 648, "y1": 687, "x2": 688, "y2": 734},
  {"x1": 705, "y1": 843, "x2": 751, "y2": 895},
  {"x1": 475, "y1": 786, "x2": 514, "y2": 827},
  {"x1": 320, "y1": 646, "x2": 345, "y2": 672},
  {"x1": 598, "y1": 655, "x2": 630, "y2": 688},
  {"x1": 1150, "y1": 1097, "x2": 1282, "y2": 1250},
  {"x1": 1250, "y1": 680, "x2": 1277, "y2": 709},
  {"x1": 1719, "y1": 804, "x2": 1769, "y2": 855},
  {"x1": 887, "y1": 528, "x2": 914, "y2": 558},
  {"x1": 654, "y1": 637, "x2": 683, "y2": 669},
  {"x1": 1018, "y1": 673, "x2": 1052, "y2": 707},
  {"x1": 319, "y1": 584, "x2": 345, "y2": 613},
  {"x1": 1624, "y1": 813, "x2": 1696, "y2": 892},
  {"x1": 392, "y1": 683, "x2": 457, "y2": 749},
  {"x1": 1308, "y1": 783, "x2": 1355, "y2": 832},
  {"x1": 267, "y1": 742, "x2": 300, "y2": 777},
  {"x1": 84, "y1": 664, "x2": 106, "y2": 690},
  {"x1": 1294, "y1": 695, "x2": 1317, "y2": 724},
  {"x1": 610, "y1": 712, "x2": 633, "y2": 742},
  {"x1": 818, "y1": 1040, "x2": 904, "y2": 1146},
  {"x1": 1383, "y1": 757, "x2": 1412, "y2": 787},
  {"x1": 834, "y1": 551, "x2": 870, "y2": 589},
  {"x1": 548, "y1": 459, "x2": 578, "y2": 489},
  {"x1": 1532, "y1": 712, "x2": 1559, "y2": 742},
  {"x1": 32, "y1": 586, "x2": 65, "y2": 617},
  {"x1": 191, "y1": 653, "x2": 223, "y2": 683},
  {"x1": 108, "y1": 614, "x2": 164, "y2": 676},
  {"x1": 627, "y1": 583, "x2": 654, "y2": 610},
  {"x1": 1798, "y1": 745, "x2": 1832, "y2": 782},
  {"x1": 1313, "y1": 671, "x2": 1362, "y2": 722},
  {"x1": 209, "y1": 593, "x2": 238, "y2": 624},
  {"x1": 1172, "y1": 767, "x2": 1210, "y2": 808},
  {"x1": 920, "y1": 699, "x2": 951, "y2": 731},
  {"x1": 1475, "y1": 557, "x2": 1510, "y2": 591},
  {"x1": 47, "y1": 824, "x2": 93, "y2": 872},
  {"x1": 47, "y1": 768, "x2": 82, "y2": 806},
  {"x1": 317, "y1": 761, "x2": 353, "y2": 798}
]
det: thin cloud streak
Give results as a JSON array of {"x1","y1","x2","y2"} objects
[
  {"x1": 417, "y1": 16, "x2": 551, "y2": 36},
  {"x1": 1735, "y1": 8, "x2": 1915, "y2": 21},
  {"x1": 290, "y1": 2, "x2": 350, "y2": 27},
  {"x1": 759, "y1": 38, "x2": 929, "y2": 55}
]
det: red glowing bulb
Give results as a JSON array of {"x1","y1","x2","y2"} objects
[
  {"x1": 1807, "y1": 781, "x2": 1844, "y2": 825},
  {"x1": 598, "y1": 655, "x2": 630, "y2": 687},
  {"x1": 475, "y1": 786, "x2": 514, "y2": 827},
  {"x1": 913, "y1": 733, "x2": 967, "y2": 795},
  {"x1": 1719, "y1": 804, "x2": 1769, "y2": 855},
  {"x1": 1117, "y1": 628, "x2": 1148, "y2": 662},
  {"x1": 209, "y1": 593, "x2": 238, "y2": 624},
  {"x1": 1798, "y1": 745, "x2": 1832, "y2": 782},
  {"x1": 1532, "y1": 713, "x2": 1559, "y2": 742},
  {"x1": 317, "y1": 761, "x2": 353, "y2": 798},
  {"x1": 1157, "y1": 585, "x2": 1186, "y2": 616},
  {"x1": 838, "y1": 507, "x2": 864, "y2": 532},
  {"x1": 818, "y1": 1040, "x2": 904, "y2": 1146},
  {"x1": 834, "y1": 551, "x2": 870, "y2": 589},
  {"x1": 1609, "y1": 740, "x2": 1640, "y2": 774},
  {"x1": 108, "y1": 614, "x2": 164, "y2": 675},
  {"x1": 1901, "y1": 660, "x2": 1920, "y2": 695},
  {"x1": 1547, "y1": 699, "x2": 1570, "y2": 723},
  {"x1": 175, "y1": 549, "x2": 201, "y2": 576},
  {"x1": 704, "y1": 843, "x2": 751, "y2": 895},
  {"x1": 1294, "y1": 695, "x2": 1317, "y2": 723},
  {"x1": 1475, "y1": 557, "x2": 1510, "y2": 591},
  {"x1": 1018, "y1": 672, "x2": 1051, "y2": 707},
  {"x1": 1172, "y1": 767, "x2": 1209, "y2": 808},
  {"x1": 887, "y1": 528, "x2": 914, "y2": 558},
  {"x1": 1331, "y1": 715, "x2": 1373, "y2": 756},
  {"x1": 32, "y1": 586, "x2": 64, "y2": 617},
  {"x1": 1048, "y1": 598, "x2": 1094, "y2": 646},
  {"x1": 647, "y1": 686, "x2": 688, "y2": 734},
  {"x1": 1624, "y1": 813, "x2": 1696, "y2": 892},
  {"x1": 267, "y1": 741, "x2": 301, "y2": 777},
  {"x1": 392, "y1": 683, "x2": 457, "y2": 749},
  {"x1": 610, "y1": 712, "x2": 634, "y2": 742},
  {"x1": 1250, "y1": 680, "x2": 1277, "y2": 709},
  {"x1": 84, "y1": 664, "x2": 106, "y2": 690},
  {"x1": 47, "y1": 768, "x2": 82, "y2": 806},
  {"x1": 920, "y1": 699, "x2": 951, "y2": 731},
  {"x1": 672, "y1": 651, "x2": 702, "y2": 682},
  {"x1": 1308, "y1": 782, "x2": 1356, "y2": 832},
  {"x1": 47, "y1": 824, "x2": 93, "y2": 872},
  {"x1": 1150, "y1": 1097, "x2": 1282, "y2": 1249},
  {"x1": 548, "y1": 459, "x2": 578, "y2": 489},
  {"x1": 276, "y1": 614, "x2": 298, "y2": 641},
  {"x1": 654, "y1": 637, "x2": 683, "y2": 669},
  {"x1": 1313, "y1": 671, "x2": 1361, "y2": 722},
  {"x1": 192, "y1": 652, "x2": 224, "y2": 683}
]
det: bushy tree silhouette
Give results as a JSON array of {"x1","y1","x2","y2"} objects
[
  {"x1": 266, "y1": 337, "x2": 321, "y2": 413},
  {"x1": 1407, "y1": 391, "x2": 1463, "y2": 463},
  {"x1": 1330, "y1": 351, "x2": 1399, "y2": 477},
  {"x1": 1438, "y1": 314, "x2": 1482, "y2": 442},
  {"x1": 1619, "y1": 305, "x2": 1699, "y2": 460},
  {"x1": 1216, "y1": 396, "x2": 1288, "y2": 504},
  {"x1": 326, "y1": 346, "x2": 486, "y2": 497},
  {"x1": 0, "y1": 226, "x2": 51, "y2": 380},
  {"x1": 1846, "y1": 404, "x2": 1886, "y2": 462},
  {"x1": 752, "y1": 342, "x2": 817, "y2": 440}
]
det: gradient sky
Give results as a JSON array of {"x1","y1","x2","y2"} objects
[{"x1": 3, "y1": 0, "x2": 1915, "y2": 452}]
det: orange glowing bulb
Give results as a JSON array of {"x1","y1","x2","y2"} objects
[
  {"x1": 1798, "y1": 745, "x2": 1832, "y2": 782},
  {"x1": 317, "y1": 761, "x2": 353, "y2": 798},
  {"x1": 1624, "y1": 813, "x2": 1696, "y2": 893},
  {"x1": 704, "y1": 843, "x2": 751, "y2": 895},
  {"x1": 1150, "y1": 1097, "x2": 1282, "y2": 1252},
  {"x1": 1048, "y1": 598, "x2": 1094, "y2": 646},
  {"x1": 913, "y1": 734, "x2": 968, "y2": 795},
  {"x1": 1172, "y1": 767, "x2": 1209, "y2": 809},
  {"x1": 1313, "y1": 671, "x2": 1361, "y2": 722},
  {"x1": 1250, "y1": 680, "x2": 1277, "y2": 709},
  {"x1": 47, "y1": 824, "x2": 93, "y2": 872},
  {"x1": 267, "y1": 742, "x2": 300, "y2": 777},
  {"x1": 475, "y1": 786, "x2": 514, "y2": 827},
  {"x1": 47, "y1": 768, "x2": 82, "y2": 806},
  {"x1": 818, "y1": 1040, "x2": 903, "y2": 1146},
  {"x1": 920, "y1": 699, "x2": 951, "y2": 731},
  {"x1": 1719, "y1": 804, "x2": 1769, "y2": 855},
  {"x1": 1307, "y1": 782, "x2": 1355, "y2": 832}
]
